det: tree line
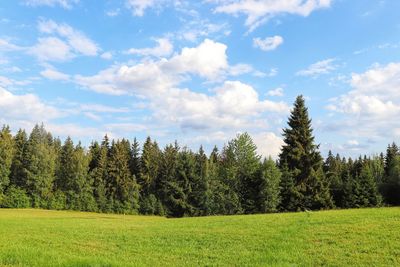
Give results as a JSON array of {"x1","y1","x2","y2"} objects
[{"x1": 0, "y1": 96, "x2": 399, "y2": 217}]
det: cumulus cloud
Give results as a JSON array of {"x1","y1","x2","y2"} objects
[
  {"x1": 0, "y1": 86, "x2": 61, "y2": 122},
  {"x1": 24, "y1": 0, "x2": 79, "y2": 9},
  {"x1": 253, "y1": 36, "x2": 283, "y2": 51},
  {"x1": 210, "y1": 0, "x2": 332, "y2": 31},
  {"x1": 127, "y1": 38, "x2": 173, "y2": 57},
  {"x1": 253, "y1": 132, "x2": 284, "y2": 159},
  {"x1": 326, "y1": 62, "x2": 400, "y2": 139},
  {"x1": 297, "y1": 58, "x2": 337, "y2": 77},
  {"x1": 73, "y1": 39, "x2": 289, "y2": 132}
]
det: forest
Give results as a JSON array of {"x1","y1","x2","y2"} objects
[{"x1": 0, "y1": 96, "x2": 399, "y2": 217}]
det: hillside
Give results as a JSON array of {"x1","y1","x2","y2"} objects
[{"x1": 0, "y1": 208, "x2": 399, "y2": 266}]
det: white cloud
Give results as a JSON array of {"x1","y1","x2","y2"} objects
[
  {"x1": 253, "y1": 36, "x2": 283, "y2": 51},
  {"x1": 0, "y1": 39, "x2": 24, "y2": 51},
  {"x1": 29, "y1": 37, "x2": 73, "y2": 62},
  {"x1": 40, "y1": 67, "x2": 70, "y2": 81},
  {"x1": 127, "y1": 38, "x2": 173, "y2": 57},
  {"x1": 253, "y1": 132, "x2": 284, "y2": 159},
  {"x1": 327, "y1": 62, "x2": 400, "y2": 139},
  {"x1": 24, "y1": 0, "x2": 79, "y2": 9},
  {"x1": 38, "y1": 19, "x2": 99, "y2": 56},
  {"x1": 210, "y1": 0, "x2": 332, "y2": 31},
  {"x1": 126, "y1": 0, "x2": 163, "y2": 16},
  {"x1": 100, "y1": 52, "x2": 113, "y2": 60},
  {"x1": 0, "y1": 86, "x2": 61, "y2": 122},
  {"x1": 297, "y1": 58, "x2": 337, "y2": 77},
  {"x1": 168, "y1": 39, "x2": 228, "y2": 80},
  {"x1": 267, "y1": 87, "x2": 284, "y2": 97},
  {"x1": 73, "y1": 39, "x2": 289, "y2": 132}
]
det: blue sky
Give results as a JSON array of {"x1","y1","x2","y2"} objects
[{"x1": 1, "y1": 0, "x2": 400, "y2": 158}]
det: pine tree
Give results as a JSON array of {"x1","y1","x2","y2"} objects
[
  {"x1": 279, "y1": 95, "x2": 332, "y2": 210},
  {"x1": 139, "y1": 137, "x2": 162, "y2": 214},
  {"x1": 191, "y1": 145, "x2": 211, "y2": 216},
  {"x1": 324, "y1": 151, "x2": 344, "y2": 207},
  {"x1": 0, "y1": 125, "x2": 14, "y2": 194},
  {"x1": 10, "y1": 129, "x2": 27, "y2": 188},
  {"x1": 258, "y1": 157, "x2": 281, "y2": 213},
  {"x1": 130, "y1": 138, "x2": 141, "y2": 179},
  {"x1": 24, "y1": 124, "x2": 57, "y2": 207},
  {"x1": 88, "y1": 140, "x2": 108, "y2": 212},
  {"x1": 107, "y1": 139, "x2": 139, "y2": 214},
  {"x1": 233, "y1": 133, "x2": 261, "y2": 213},
  {"x1": 218, "y1": 142, "x2": 242, "y2": 214}
]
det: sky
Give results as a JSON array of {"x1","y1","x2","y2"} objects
[{"x1": 1, "y1": 0, "x2": 400, "y2": 159}]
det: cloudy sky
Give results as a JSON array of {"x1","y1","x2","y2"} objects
[{"x1": 1, "y1": 0, "x2": 400, "y2": 158}]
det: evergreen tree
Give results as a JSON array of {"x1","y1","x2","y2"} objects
[
  {"x1": 130, "y1": 138, "x2": 141, "y2": 179},
  {"x1": 24, "y1": 124, "x2": 57, "y2": 207},
  {"x1": 279, "y1": 95, "x2": 332, "y2": 210},
  {"x1": 324, "y1": 151, "x2": 344, "y2": 207},
  {"x1": 234, "y1": 133, "x2": 261, "y2": 213},
  {"x1": 107, "y1": 139, "x2": 140, "y2": 214},
  {"x1": 139, "y1": 137, "x2": 162, "y2": 214},
  {"x1": 10, "y1": 129, "x2": 27, "y2": 188},
  {"x1": 0, "y1": 125, "x2": 14, "y2": 194},
  {"x1": 191, "y1": 146, "x2": 211, "y2": 216},
  {"x1": 258, "y1": 157, "x2": 281, "y2": 213},
  {"x1": 88, "y1": 140, "x2": 108, "y2": 212}
]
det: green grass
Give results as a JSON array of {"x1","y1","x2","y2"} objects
[{"x1": 0, "y1": 208, "x2": 399, "y2": 266}]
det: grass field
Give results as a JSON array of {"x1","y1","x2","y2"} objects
[{"x1": 0, "y1": 208, "x2": 399, "y2": 266}]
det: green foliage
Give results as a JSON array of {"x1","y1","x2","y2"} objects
[
  {"x1": 258, "y1": 157, "x2": 281, "y2": 213},
  {"x1": 1, "y1": 186, "x2": 30, "y2": 208},
  {"x1": 10, "y1": 129, "x2": 27, "y2": 188},
  {"x1": 279, "y1": 96, "x2": 332, "y2": 210},
  {"x1": 0, "y1": 125, "x2": 14, "y2": 194},
  {"x1": 24, "y1": 124, "x2": 57, "y2": 207}
]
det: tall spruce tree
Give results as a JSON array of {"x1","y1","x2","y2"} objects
[
  {"x1": 279, "y1": 96, "x2": 332, "y2": 210},
  {"x1": 88, "y1": 140, "x2": 108, "y2": 212},
  {"x1": 24, "y1": 124, "x2": 57, "y2": 207}
]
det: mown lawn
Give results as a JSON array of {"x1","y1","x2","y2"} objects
[{"x1": 0, "y1": 208, "x2": 399, "y2": 266}]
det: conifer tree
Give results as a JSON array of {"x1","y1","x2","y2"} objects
[
  {"x1": 24, "y1": 124, "x2": 57, "y2": 207},
  {"x1": 108, "y1": 139, "x2": 139, "y2": 214},
  {"x1": 88, "y1": 140, "x2": 108, "y2": 212},
  {"x1": 279, "y1": 96, "x2": 332, "y2": 210},
  {"x1": 191, "y1": 146, "x2": 211, "y2": 216},
  {"x1": 10, "y1": 129, "x2": 27, "y2": 188},
  {"x1": 258, "y1": 157, "x2": 281, "y2": 213},
  {"x1": 0, "y1": 125, "x2": 14, "y2": 194}
]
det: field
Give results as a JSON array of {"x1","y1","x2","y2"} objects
[{"x1": 0, "y1": 208, "x2": 399, "y2": 266}]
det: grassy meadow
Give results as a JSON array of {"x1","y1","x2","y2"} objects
[{"x1": 0, "y1": 208, "x2": 399, "y2": 266}]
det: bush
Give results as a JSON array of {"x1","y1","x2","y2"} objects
[{"x1": 1, "y1": 186, "x2": 31, "y2": 208}]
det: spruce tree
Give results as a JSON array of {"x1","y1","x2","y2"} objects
[
  {"x1": 107, "y1": 139, "x2": 139, "y2": 214},
  {"x1": 279, "y1": 95, "x2": 332, "y2": 210},
  {"x1": 234, "y1": 133, "x2": 261, "y2": 213},
  {"x1": 258, "y1": 157, "x2": 281, "y2": 213},
  {"x1": 0, "y1": 125, "x2": 14, "y2": 194},
  {"x1": 24, "y1": 124, "x2": 57, "y2": 207},
  {"x1": 88, "y1": 140, "x2": 108, "y2": 212},
  {"x1": 10, "y1": 129, "x2": 27, "y2": 188}
]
